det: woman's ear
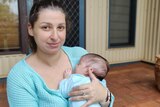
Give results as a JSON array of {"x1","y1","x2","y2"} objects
[{"x1": 28, "y1": 23, "x2": 34, "y2": 36}]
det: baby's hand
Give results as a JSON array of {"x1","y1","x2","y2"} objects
[{"x1": 63, "y1": 68, "x2": 72, "y2": 78}]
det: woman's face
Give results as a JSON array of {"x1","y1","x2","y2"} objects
[{"x1": 28, "y1": 8, "x2": 66, "y2": 55}]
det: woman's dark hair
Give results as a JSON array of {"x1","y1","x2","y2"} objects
[{"x1": 28, "y1": 0, "x2": 70, "y2": 53}]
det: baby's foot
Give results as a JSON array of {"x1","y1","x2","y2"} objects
[{"x1": 64, "y1": 68, "x2": 72, "y2": 78}]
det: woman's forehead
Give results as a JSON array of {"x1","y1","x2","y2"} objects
[
  {"x1": 39, "y1": 8, "x2": 65, "y2": 17},
  {"x1": 37, "y1": 9, "x2": 66, "y2": 24}
]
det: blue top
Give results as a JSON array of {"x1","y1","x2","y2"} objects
[
  {"x1": 59, "y1": 74, "x2": 107, "y2": 107},
  {"x1": 7, "y1": 46, "x2": 88, "y2": 107}
]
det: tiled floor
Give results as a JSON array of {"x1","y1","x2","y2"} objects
[
  {"x1": 0, "y1": 62, "x2": 160, "y2": 107},
  {"x1": 0, "y1": 80, "x2": 8, "y2": 107},
  {"x1": 106, "y1": 62, "x2": 160, "y2": 107}
]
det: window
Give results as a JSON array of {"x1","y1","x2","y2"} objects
[
  {"x1": 60, "y1": 0, "x2": 85, "y2": 48},
  {"x1": 108, "y1": 0, "x2": 137, "y2": 48},
  {"x1": 0, "y1": 0, "x2": 28, "y2": 55}
]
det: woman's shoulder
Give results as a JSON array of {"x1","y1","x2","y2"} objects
[
  {"x1": 62, "y1": 46, "x2": 88, "y2": 56},
  {"x1": 7, "y1": 58, "x2": 38, "y2": 90},
  {"x1": 62, "y1": 46, "x2": 86, "y2": 51},
  {"x1": 7, "y1": 58, "x2": 31, "y2": 81},
  {"x1": 9, "y1": 58, "x2": 25, "y2": 70},
  {"x1": 62, "y1": 46, "x2": 88, "y2": 69}
]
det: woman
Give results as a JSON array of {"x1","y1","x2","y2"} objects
[{"x1": 7, "y1": 0, "x2": 111, "y2": 107}]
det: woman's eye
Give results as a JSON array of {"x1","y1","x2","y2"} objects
[
  {"x1": 57, "y1": 26, "x2": 65, "y2": 31},
  {"x1": 41, "y1": 26, "x2": 50, "y2": 31}
]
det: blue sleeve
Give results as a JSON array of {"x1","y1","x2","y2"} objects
[
  {"x1": 59, "y1": 77, "x2": 74, "y2": 98},
  {"x1": 67, "y1": 75, "x2": 101, "y2": 107},
  {"x1": 7, "y1": 68, "x2": 38, "y2": 107},
  {"x1": 59, "y1": 75, "x2": 90, "y2": 99},
  {"x1": 62, "y1": 46, "x2": 88, "y2": 70}
]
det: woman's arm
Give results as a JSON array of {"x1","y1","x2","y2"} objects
[
  {"x1": 7, "y1": 69, "x2": 38, "y2": 107},
  {"x1": 69, "y1": 70, "x2": 110, "y2": 107}
]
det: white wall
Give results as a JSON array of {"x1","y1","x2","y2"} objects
[{"x1": 86, "y1": 0, "x2": 160, "y2": 64}]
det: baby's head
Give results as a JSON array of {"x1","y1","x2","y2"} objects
[{"x1": 75, "y1": 53, "x2": 110, "y2": 81}]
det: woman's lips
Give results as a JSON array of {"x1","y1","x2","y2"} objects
[{"x1": 48, "y1": 42, "x2": 60, "y2": 48}]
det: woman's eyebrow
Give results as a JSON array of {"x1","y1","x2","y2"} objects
[
  {"x1": 40, "y1": 22, "x2": 51, "y2": 25},
  {"x1": 58, "y1": 23, "x2": 66, "y2": 25},
  {"x1": 40, "y1": 22, "x2": 65, "y2": 25}
]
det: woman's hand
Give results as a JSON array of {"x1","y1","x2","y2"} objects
[{"x1": 69, "y1": 70, "x2": 108, "y2": 107}]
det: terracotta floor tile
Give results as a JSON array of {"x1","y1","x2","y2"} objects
[
  {"x1": 106, "y1": 62, "x2": 160, "y2": 107},
  {"x1": 137, "y1": 101, "x2": 160, "y2": 107}
]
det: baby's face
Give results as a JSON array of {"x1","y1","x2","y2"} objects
[{"x1": 75, "y1": 61, "x2": 89, "y2": 76}]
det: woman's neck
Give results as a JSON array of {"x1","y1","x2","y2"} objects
[{"x1": 34, "y1": 49, "x2": 63, "y2": 67}]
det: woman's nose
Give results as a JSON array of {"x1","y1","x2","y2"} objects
[{"x1": 50, "y1": 29, "x2": 58, "y2": 40}]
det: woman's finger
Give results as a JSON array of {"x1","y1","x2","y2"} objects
[
  {"x1": 69, "y1": 90, "x2": 83, "y2": 96},
  {"x1": 69, "y1": 87, "x2": 90, "y2": 96},
  {"x1": 88, "y1": 69, "x2": 98, "y2": 81},
  {"x1": 69, "y1": 93, "x2": 90, "y2": 101},
  {"x1": 71, "y1": 84, "x2": 89, "y2": 91}
]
